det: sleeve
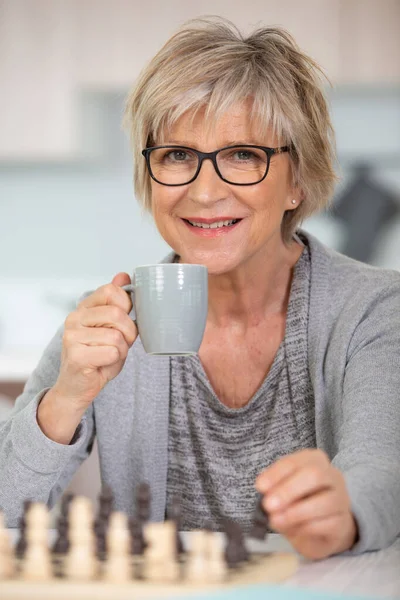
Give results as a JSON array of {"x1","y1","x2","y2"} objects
[
  {"x1": 331, "y1": 280, "x2": 400, "y2": 554},
  {"x1": 0, "y1": 294, "x2": 96, "y2": 527}
]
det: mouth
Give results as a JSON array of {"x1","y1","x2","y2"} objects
[{"x1": 180, "y1": 217, "x2": 243, "y2": 237}]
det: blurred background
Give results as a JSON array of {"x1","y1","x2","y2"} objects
[{"x1": 0, "y1": 0, "x2": 399, "y2": 496}]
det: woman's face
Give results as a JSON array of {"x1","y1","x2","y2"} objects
[{"x1": 150, "y1": 100, "x2": 299, "y2": 274}]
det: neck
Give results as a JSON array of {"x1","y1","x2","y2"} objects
[{"x1": 206, "y1": 234, "x2": 304, "y2": 329}]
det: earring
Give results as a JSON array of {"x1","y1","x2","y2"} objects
[{"x1": 291, "y1": 199, "x2": 297, "y2": 205}]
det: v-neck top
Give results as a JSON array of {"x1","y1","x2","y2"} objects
[{"x1": 166, "y1": 244, "x2": 316, "y2": 531}]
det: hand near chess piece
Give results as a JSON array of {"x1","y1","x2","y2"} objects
[
  {"x1": 256, "y1": 449, "x2": 358, "y2": 560},
  {"x1": 37, "y1": 272, "x2": 137, "y2": 444}
]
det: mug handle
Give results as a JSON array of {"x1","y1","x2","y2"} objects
[{"x1": 121, "y1": 282, "x2": 137, "y2": 326}]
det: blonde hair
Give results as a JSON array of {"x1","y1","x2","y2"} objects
[{"x1": 123, "y1": 16, "x2": 338, "y2": 243}]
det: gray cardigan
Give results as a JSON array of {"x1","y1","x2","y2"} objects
[{"x1": 1, "y1": 232, "x2": 400, "y2": 555}]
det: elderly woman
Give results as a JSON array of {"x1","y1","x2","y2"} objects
[{"x1": 1, "y1": 17, "x2": 399, "y2": 561}]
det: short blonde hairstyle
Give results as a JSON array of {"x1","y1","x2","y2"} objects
[{"x1": 123, "y1": 16, "x2": 338, "y2": 243}]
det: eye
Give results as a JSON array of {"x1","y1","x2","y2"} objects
[
  {"x1": 166, "y1": 150, "x2": 188, "y2": 161},
  {"x1": 234, "y1": 150, "x2": 255, "y2": 160}
]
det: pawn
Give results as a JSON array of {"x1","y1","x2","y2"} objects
[
  {"x1": 21, "y1": 503, "x2": 52, "y2": 581},
  {"x1": 104, "y1": 512, "x2": 131, "y2": 582},
  {"x1": 99, "y1": 485, "x2": 114, "y2": 523},
  {"x1": 168, "y1": 496, "x2": 185, "y2": 556},
  {"x1": 223, "y1": 519, "x2": 248, "y2": 569},
  {"x1": 249, "y1": 493, "x2": 269, "y2": 541},
  {"x1": 0, "y1": 510, "x2": 14, "y2": 579},
  {"x1": 128, "y1": 517, "x2": 145, "y2": 556},
  {"x1": 185, "y1": 530, "x2": 209, "y2": 583},
  {"x1": 94, "y1": 517, "x2": 107, "y2": 560},
  {"x1": 207, "y1": 532, "x2": 228, "y2": 583},
  {"x1": 136, "y1": 482, "x2": 151, "y2": 523},
  {"x1": 15, "y1": 499, "x2": 32, "y2": 559}
]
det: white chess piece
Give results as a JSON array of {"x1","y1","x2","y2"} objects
[
  {"x1": 104, "y1": 512, "x2": 131, "y2": 582},
  {"x1": 21, "y1": 503, "x2": 52, "y2": 581},
  {"x1": 185, "y1": 530, "x2": 209, "y2": 583},
  {"x1": 143, "y1": 521, "x2": 180, "y2": 582},
  {"x1": 0, "y1": 511, "x2": 14, "y2": 579},
  {"x1": 207, "y1": 532, "x2": 228, "y2": 583},
  {"x1": 65, "y1": 496, "x2": 97, "y2": 580}
]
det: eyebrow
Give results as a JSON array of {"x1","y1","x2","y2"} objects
[{"x1": 164, "y1": 139, "x2": 264, "y2": 148}]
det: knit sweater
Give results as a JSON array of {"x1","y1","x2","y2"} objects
[{"x1": 1, "y1": 231, "x2": 400, "y2": 555}]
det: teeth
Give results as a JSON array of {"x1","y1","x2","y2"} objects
[{"x1": 187, "y1": 219, "x2": 237, "y2": 228}]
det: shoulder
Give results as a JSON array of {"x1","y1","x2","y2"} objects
[{"x1": 301, "y1": 229, "x2": 400, "y2": 301}]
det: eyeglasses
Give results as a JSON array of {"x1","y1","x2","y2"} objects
[{"x1": 142, "y1": 144, "x2": 290, "y2": 186}]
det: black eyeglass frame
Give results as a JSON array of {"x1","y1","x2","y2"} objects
[{"x1": 141, "y1": 144, "x2": 290, "y2": 186}]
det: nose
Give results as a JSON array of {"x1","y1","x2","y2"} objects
[{"x1": 186, "y1": 157, "x2": 229, "y2": 205}]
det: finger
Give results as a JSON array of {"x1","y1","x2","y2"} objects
[
  {"x1": 269, "y1": 490, "x2": 343, "y2": 531},
  {"x1": 256, "y1": 449, "x2": 329, "y2": 494},
  {"x1": 66, "y1": 327, "x2": 130, "y2": 359},
  {"x1": 112, "y1": 272, "x2": 131, "y2": 287},
  {"x1": 78, "y1": 306, "x2": 137, "y2": 346},
  {"x1": 68, "y1": 344, "x2": 121, "y2": 370},
  {"x1": 263, "y1": 463, "x2": 333, "y2": 513},
  {"x1": 78, "y1": 282, "x2": 132, "y2": 315}
]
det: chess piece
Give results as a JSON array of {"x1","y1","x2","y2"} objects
[
  {"x1": 143, "y1": 521, "x2": 180, "y2": 582},
  {"x1": 249, "y1": 493, "x2": 269, "y2": 541},
  {"x1": 185, "y1": 530, "x2": 209, "y2": 582},
  {"x1": 65, "y1": 496, "x2": 97, "y2": 580},
  {"x1": 52, "y1": 494, "x2": 73, "y2": 555},
  {"x1": 168, "y1": 496, "x2": 185, "y2": 555},
  {"x1": 136, "y1": 482, "x2": 151, "y2": 523},
  {"x1": 207, "y1": 532, "x2": 228, "y2": 583},
  {"x1": 99, "y1": 485, "x2": 114, "y2": 524},
  {"x1": 129, "y1": 517, "x2": 145, "y2": 556},
  {"x1": 223, "y1": 519, "x2": 248, "y2": 568},
  {"x1": 15, "y1": 500, "x2": 32, "y2": 559},
  {"x1": 104, "y1": 512, "x2": 131, "y2": 582},
  {"x1": 0, "y1": 511, "x2": 14, "y2": 579},
  {"x1": 21, "y1": 503, "x2": 52, "y2": 581}
]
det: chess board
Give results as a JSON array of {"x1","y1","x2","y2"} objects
[
  {"x1": 0, "y1": 487, "x2": 298, "y2": 599},
  {"x1": 1, "y1": 551, "x2": 298, "y2": 600}
]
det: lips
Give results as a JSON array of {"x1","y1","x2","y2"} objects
[
  {"x1": 181, "y1": 216, "x2": 243, "y2": 237},
  {"x1": 184, "y1": 218, "x2": 241, "y2": 229}
]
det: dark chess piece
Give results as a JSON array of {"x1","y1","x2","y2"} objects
[
  {"x1": 136, "y1": 482, "x2": 151, "y2": 523},
  {"x1": 249, "y1": 493, "x2": 269, "y2": 541},
  {"x1": 99, "y1": 484, "x2": 114, "y2": 523},
  {"x1": 128, "y1": 516, "x2": 146, "y2": 555},
  {"x1": 168, "y1": 495, "x2": 185, "y2": 556},
  {"x1": 61, "y1": 493, "x2": 74, "y2": 517},
  {"x1": 223, "y1": 519, "x2": 249, "y2": 568},
  {"x1": 94, "y1": 517, "x2": 107, "y2": 560},
  {"x1": 52, "y1": 516, "x2": 69, "y2": 555},
  {"x1": 94, "y1": 485, "x2": 114, "y2": 560},
  {"x1": 53, "y1": 494, "x2": 74, "y2": 555},
  {"x1": 16, "y1": 500, "x2": 32, "y2": 559}
]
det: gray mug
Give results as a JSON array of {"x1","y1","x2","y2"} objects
[{"x1": 122, "y1": 263, "x2": 208, "y2": 355}]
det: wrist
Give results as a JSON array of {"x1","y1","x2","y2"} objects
[{"x1": 37, "y1": 386, "x2": 86, "y2": 445}]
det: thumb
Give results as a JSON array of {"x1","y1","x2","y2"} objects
[{"x1": 112, "y1": 272, "x2": 131, "y2": 287}]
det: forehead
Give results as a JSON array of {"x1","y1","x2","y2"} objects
[{"x1": 158, "y1": 99, "x2": 277, "y2": 147}]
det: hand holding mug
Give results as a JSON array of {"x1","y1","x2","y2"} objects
[{"x1": 53, "y1": 272, "x2": 138, "y2": 411}]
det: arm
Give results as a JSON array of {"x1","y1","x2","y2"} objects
[
  {"x1": 332, "y1": 280, "x2": 400, "y2": 553},
  {"x1": 0, "y1": 324, "x2": 95, "y2": 528}
]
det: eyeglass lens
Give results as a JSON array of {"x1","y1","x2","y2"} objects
[{"x1": 149, "y1": 147, "x2": 269, "y2": 184}]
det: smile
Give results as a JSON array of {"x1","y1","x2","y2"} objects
[
  {"x1": 185, "y1": 218, "x2": 240, "y2": 229},
  {"x1": 181, "y1": 217, "x2": 243, "y2": 237}
]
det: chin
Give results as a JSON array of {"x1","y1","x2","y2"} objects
[{"x1": 177, "y1": 247, "x2": 244, "y2": 275}]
